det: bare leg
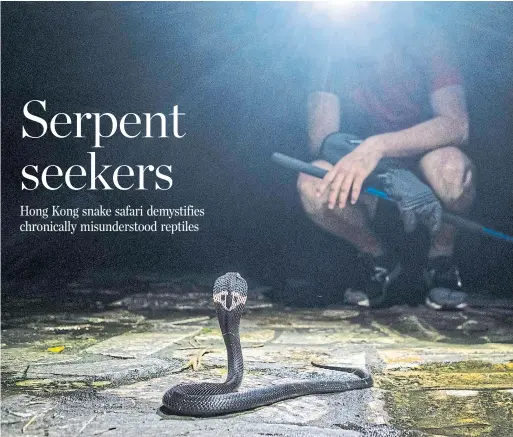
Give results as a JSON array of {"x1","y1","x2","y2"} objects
[
  {"x1": 419, "y1": 146, "x2": 476, "y2": 258},
  {"x1": 297, "y1": 160, "x2": 384, "y2": 257}
]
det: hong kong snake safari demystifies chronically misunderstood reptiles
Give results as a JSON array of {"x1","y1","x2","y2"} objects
[{"x1": 162, "y1": 272, "x2": 373, "y2": 417}]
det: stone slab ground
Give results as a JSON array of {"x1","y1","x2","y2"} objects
[{"x1": 2, "y1": 272, "x2": 513, "y2": 436}]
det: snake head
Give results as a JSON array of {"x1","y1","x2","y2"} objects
[{"x1": 213, "y1": 272, "x2": 248, "y2": 312}]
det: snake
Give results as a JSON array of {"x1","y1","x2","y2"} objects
[{"x1": 162, "y1": 272, "x2": 373, "y2": 417}]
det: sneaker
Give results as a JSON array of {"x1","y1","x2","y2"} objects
[
  {"x1": 344, "y1": 253, "x2": 402, "y2": 308},
  {"x1": 423, "y1": 256, "x2": 467, "y2": 310}
]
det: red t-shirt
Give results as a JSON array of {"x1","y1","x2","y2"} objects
[{"x1": 317, "y1": 34, "x2": 463, "y2": 136}]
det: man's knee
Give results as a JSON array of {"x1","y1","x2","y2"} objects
[
  {"x1": 419, "y1": 146, "x2": 476, "y2": 211},
  {"x1": 297, "y1": 160, "x2": 332, "y2": 217}
]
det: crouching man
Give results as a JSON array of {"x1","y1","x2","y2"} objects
[{"x1": 297, "y1": 6, "x2": 475, "y2": 310}]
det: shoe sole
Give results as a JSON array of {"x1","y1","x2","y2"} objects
[
  {"x1": 357, "y1": 298, "x2": 370, "y2": 308},
  {"x1": 425, "y1": 297, "x2": 467, "y2": 311},
  {"x1": 344, "y1": 288, "x2": 370, "y2": 307}
]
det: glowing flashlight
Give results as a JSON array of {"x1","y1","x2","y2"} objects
[{"x1": 309, "y1": 1, "x2": 369, "y2": 21}]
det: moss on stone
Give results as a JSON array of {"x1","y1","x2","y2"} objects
[{"x1": 379, "y1": 360, "x2": 513, "y2": 436}]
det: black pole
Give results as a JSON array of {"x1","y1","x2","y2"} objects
[{"x1": 271, "y1": 152, "x2": 513, "y2": 243}]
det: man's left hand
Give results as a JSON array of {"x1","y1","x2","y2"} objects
[{"x1": 317, "y1": 137, "x2": 385, "y2": 209}]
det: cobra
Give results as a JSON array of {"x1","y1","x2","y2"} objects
[{"x1": 162, "y1": 272, "x2": 373, "y2": 417}]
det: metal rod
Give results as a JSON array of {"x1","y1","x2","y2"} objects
[{"x1": 271, "y1": 152, "x2": 513, "y2": 243}]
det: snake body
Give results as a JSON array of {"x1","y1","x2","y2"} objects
[{"x1": 162, "y1": 272, "x2": 373, "y2": 417}]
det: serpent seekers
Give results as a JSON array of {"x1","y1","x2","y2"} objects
[{"x1": 162, "y1": 272, "x2": 373, "y2": 417}]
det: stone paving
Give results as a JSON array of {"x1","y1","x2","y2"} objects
[{"x1": 1, "y1": 272, "x2": 513, "y2": 436}]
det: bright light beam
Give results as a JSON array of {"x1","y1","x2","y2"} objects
[{"x1": 308, "y1": 1, "x2": 368, "y2": 22}]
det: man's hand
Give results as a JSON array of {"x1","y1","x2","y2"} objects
[{"x1": 317, "y1": 137, "x2": 384, "y2": 209}]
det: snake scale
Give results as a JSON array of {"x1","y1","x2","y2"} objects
[{"x1": 162, "y1": 272, "x2": 373, "y2": 417}]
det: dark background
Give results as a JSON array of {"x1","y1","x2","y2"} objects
[{"x1": 2, "y1": 2, "x2": 512, "y2": 302}]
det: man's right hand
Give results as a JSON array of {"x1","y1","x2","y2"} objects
[{"x1": 317, "y1": 139, "x2": 383, "y2": 209}]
